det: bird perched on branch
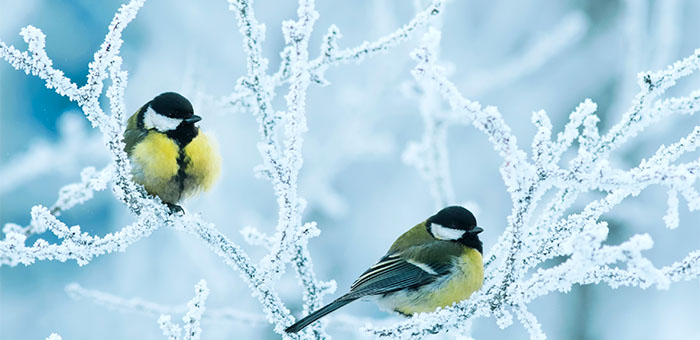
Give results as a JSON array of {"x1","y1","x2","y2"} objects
[
  {"x1": 124, "y1": 92, "x2": 221, "y2": 212},
  {"x1": 285, "y1": 205, "x2": 484, "y2": 333}
]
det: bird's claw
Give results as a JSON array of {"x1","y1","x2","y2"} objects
[{"x1": 166, "y1": 203, "x2": 184, "y2": 214}]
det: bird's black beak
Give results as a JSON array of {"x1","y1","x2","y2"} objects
[
  {"x1": 468, "y1": 226, "x2": 484, "y2": 235},
  {"x1": 184, "y1": 115, "x2": 202, "y2": 124}
]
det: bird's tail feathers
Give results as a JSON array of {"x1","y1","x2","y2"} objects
[{"x1": 285, "y1": 296, "x2": 357, "y2": 333}]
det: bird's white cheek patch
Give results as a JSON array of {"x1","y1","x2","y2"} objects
[
  {"x1": 143, "y1": 106, "x2": 182, "y2": 132},
  {"x1": 431, "y1": 223, "x2": 466, "y2": 240}
]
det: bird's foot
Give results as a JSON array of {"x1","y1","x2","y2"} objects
[{"x1": 166, "y1": 203, "x2": 184, "y2": 215}]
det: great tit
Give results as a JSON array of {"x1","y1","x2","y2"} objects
[
  {"x1": 124, "y1": 92, "x2": 221, "y2": 212},
  {"x1": 285, "y1": 206, "x2": 484, "y2": 333}
]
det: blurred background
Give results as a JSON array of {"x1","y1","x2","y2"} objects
[{"x1": 1, "y1": 0, "x2": 699, "y2": 339}]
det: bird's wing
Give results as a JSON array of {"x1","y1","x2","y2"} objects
[
  {"x1": 346, "y1": 251, "x2": 452, "y2": 299},
  {"x1": 124, "y1": 106, "x2": 148, "y2": 155},
  {"x1": 285, "y1": 242, "x2": 462, "y2": 333}
]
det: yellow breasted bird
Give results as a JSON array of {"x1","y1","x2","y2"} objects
[
  {"x1": 285, "y1": 206, "x2": 484, "y2": 333},
  {"x1": 124, "y1": 92, "x2": 221, "y2": 212}
]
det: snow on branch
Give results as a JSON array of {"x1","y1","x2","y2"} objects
[
  {"x1": 1, "y1": 0, "x2": 294, "y2": 336},
  {"x1": 218, "y1": 0, "x2": 449, "y2": 336},
  {"x1": 222, "y1": 0, "x2": 442, "y2": 110},
  {"x1": 367, "y1": 29, "x2": 700, "y2": 340},
  {"x1": 158, "y1": 280, "x2": 209, "y2": 340},
  {"x1": 0, "y1": 205, "x2": 158, "y2": 266},
  {"x1": 402, "y1": 4, "x2": 590, "y2": 212},
  {"x1": 226, "y1": 0, "x2": 337, "y2": 337},
  {"x1": 1, "y1": 165, "x2": 111, "y2": 238},
  {"x1": 2, "y1": 0, "x2": 357, "y2": 337},
  {"x1": 50, "y1": 165, "x2": 113, "y2": 215},
  {"x1": 0, "y1": 28, "x2": 166, "y2": 266},
  {"x1": 3, "y1": 0, "x2": 696, "y2": 339},
  {"x1": 304, "y1": 0, "x2": 443, "y2": 86}
]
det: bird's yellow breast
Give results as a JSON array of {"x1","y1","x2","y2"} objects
[
  {"x1": 128, "y1": 130, "x2": 220, "y2": 204},
  {"x1": 394, "y1": 248, "x2": 484, "y2": 315},
  {"x1": 131, "y1": 131, "x2": 180, "y2": 181},
  {"x1": 182, "y1": 132, "x2": 221, "y2": 196}
]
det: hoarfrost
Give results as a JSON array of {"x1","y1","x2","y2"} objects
[
  {"x1": 1, "y1": 0, "x2": 698, "y2": 339},
  {"x1": 2, "y1": 0, "x2": 444, "y2": 337},
  {"x1": 366, "y1": 27, "x2": 700, "y2": 340}
]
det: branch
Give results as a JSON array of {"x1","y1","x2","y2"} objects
[
  {"x1": 367, "y1": 28, "x2": 700, "y2": 340},
  {"x1": 0, "y1": 206, "x2": 158, "y2": 266},
  {"x1": 157, "y1": 280, "x2": 209, "y2": 340},
  {"x1": 51, "y1": 165, "x2": 113, "y2": 215},
  {"x1": 177, "y1": 215, "x2": 293, "y2": 331},
  {"x1": 221, "y1": 0, "x2": 443, "y2": 109},
  {"x1": 304, "y1": 0, "x2": 443, "y2": 86},
  {"x1": 1, "y1": 164, "x2": 111, "y2": 239}
]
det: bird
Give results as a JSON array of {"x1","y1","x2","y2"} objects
[
  {"x1": 285, "y1": 205, "x2": 484, "y2": 333},
  {"x1": 123, "y1": 92, "x2": 221, "y2": 212}
]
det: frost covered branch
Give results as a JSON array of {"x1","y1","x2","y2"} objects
[
  {"x1": 158, "y1": 280, "x2": 209, "y2": 340},
  {"x1": 220, "y1": 0, "x2": 448, "y2": 336},
  {"x1": 368, "y1": 29, "x2": 700, "y2": 339},
  {"x1": 401, "y1": 2, "x2": 589, "y2": 211},
  {"x1": 50, "y1": 165, "x2": 113, "y2": 215},
  {"x1": 0, "y1": 0, "x2": 291, "y2": 335},
  {"x1": 3, "y1": 0, "x2": 698, "y2": 339},
  {"x1": 226, "y1": 0, "x2": 337, "y2": 337},
  {"x1": 222, "y1": 0, "x2": 442, "y2": 110},
  {"x1": 303, "y1": 0, "x2": 443, "y2": 86},
  {"x1": 1, "y1": 205, "x2": 159, "y2": 266},
  {"x1": 2, "y1": 0, "x2": 341, "y2": 337},
  {"x1": 1, "y1": 164, "x2": 111, "y2": 239}
]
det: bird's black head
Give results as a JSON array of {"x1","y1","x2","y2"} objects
[
  {"x1": 150, "y1": 92, "x2": 195, "y2": 119},
  {"x1": 426, "y1": 206, "x2": 483, "y2": 253},
  {"x1": 139, "y1": 92, "x2": 201, "y2": 146}
]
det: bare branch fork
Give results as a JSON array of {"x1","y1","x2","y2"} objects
[{"x1": 221, "y1": 0, "x2": 443, "y2": 108}]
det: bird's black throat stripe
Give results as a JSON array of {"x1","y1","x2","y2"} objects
[
  {"x1": 168, "y1": 124, "x2": 198, "y2": 202},
  {"x1": 175, "y1": 148, "x2": 187, "y2": 201},
  {"x1": 458, "y1": 235, "x2": 483, "y2": 254},
  {"x1": 167, "y1": 124, "x2": 199, "y2": 147}
]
